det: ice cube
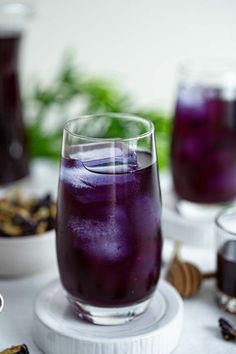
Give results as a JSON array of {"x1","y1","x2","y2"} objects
[
  {"x1": 60, "y1": 142, "x2": 139, "y2": 204},
  {"x1": 69, "y1": 207, "x2": 131, "y2": 262},
  {"x1": 73, "y1": 141, "x2": 138, "y2": 173},
  {"x1": 129, "y1": 195, "x2": 161, "y2": 238}
]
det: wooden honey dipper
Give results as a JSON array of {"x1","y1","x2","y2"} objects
[{"x1": 166, "y1": 242, "x2": 216, "y2": 298}]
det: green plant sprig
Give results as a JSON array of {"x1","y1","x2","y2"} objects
[{"x1": 26, "y1": 56, "x2": 172, "y2": 170}]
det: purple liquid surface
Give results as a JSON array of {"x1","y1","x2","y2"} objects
[
  {"x1": 0, "y1": 32, "x2": 29, "y2": 185},
  {"x1": 56, "y1": 147, "x2": 162, "y2": 307},
  {"x1": 171, "y1": 85, "x2": 236, "y2": 204}
]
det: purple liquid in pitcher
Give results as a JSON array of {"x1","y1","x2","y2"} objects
[
  {"x1": 0, "y1": 32, "x2": 29, "y2": 185},
  {"x1": 57, "y1": 146, "x2": 162, "y2": 307},
  {"x1": 171, "y1": 85, "x2": 236, "y2": 204}
]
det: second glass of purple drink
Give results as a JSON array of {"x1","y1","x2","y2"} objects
[
  {"x1": 56, "y1": 113, "x2": 163, "y2": 325},
  {"x1": 171, "y1": 62, "x2": 236, "y2": 219}
]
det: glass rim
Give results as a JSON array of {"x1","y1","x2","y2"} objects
[
  {"x1": 215, "y1": 207, "x2": 236, "y2": 236},
  {"x1": 179, "y1": 59, "x2": 236, "y2": 75},
  {"x1": 63, "y1": 113, "x2": 154, "y2": 142}
]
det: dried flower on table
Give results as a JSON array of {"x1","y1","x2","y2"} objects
[
  {"x1": 219, "y1": 318, "x2": 236, "y2": 341},
  {"x1": 0, "y1": 344, "x2": 29, "y2": 354}
]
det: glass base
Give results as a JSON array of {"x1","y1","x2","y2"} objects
[
  {"x1": 176, "y1": 199, "x2": 227, "y2": 221},
  {"x1": 217, "y1": 289, "x2": 236, "y2": 314},
  {"x1": 66, "y1": 292, "x2": 151, "y2": 325}
]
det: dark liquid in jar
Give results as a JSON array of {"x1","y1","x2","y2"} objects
[
  {"x1": 217, "y1": 240, "x2": 236, "y2": 297},
  {"x1": 0, "y1": 32, "x2": 29, "y2": 185}
]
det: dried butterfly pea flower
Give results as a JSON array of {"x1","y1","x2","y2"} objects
[
  {"x1": 35, "y1": 220, "x2": 48, "y2": 234},
  {"x1": 0, "y1": 344, "x2": 29, "y2": 354},
  {"x1": 219, "y1": 318, "x2": 236, "y2": 341},
  {"x1": 31, "y1": 193, "x2": 52, "y2": 213},
  {"x1": 0, "y1": 222, "x2": 22, "y2": 236},
  {"x1": 0, "y1": 193, "x2": 56, "y2": 237}
]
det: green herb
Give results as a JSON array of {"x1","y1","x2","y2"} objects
[{"x1": 26, "y1": 55, "x2": 172, "y2": 169}]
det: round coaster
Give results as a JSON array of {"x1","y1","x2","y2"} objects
[{"x1": 33, "y1": 279, "x2": 183, "y2": 354}]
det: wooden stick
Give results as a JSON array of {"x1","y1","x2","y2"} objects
[{"x1": 202, "y1": 271, "x2": 216, "y2": 279}]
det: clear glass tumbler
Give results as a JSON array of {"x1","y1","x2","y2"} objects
[
  {"x1": 171, "y1": 61, "x2": 236, "y2": 219},
  {"x1": 56, "y1": 113, "x2": 163, "y2": 325},
  {"x1": 216, "y1": 207, "x2": 236, "y2": 313}
]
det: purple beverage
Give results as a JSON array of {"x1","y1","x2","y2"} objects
[
  {"x1": 217, "y1": 240, "x2": 236, "y2": 298},
  {"x1": 57, "y1": 146, "x2": 162, "y2": 308},
  {"x1": 0, "y1": 32, "x2": 29, "y2": 186},
  {"x1": 171, "y1": 84, "x2": 236, "y2": 204}
]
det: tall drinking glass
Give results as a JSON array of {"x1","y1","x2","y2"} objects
[
  {"x1": 171, "y1": 62, "x2": 236, "y2": 219},
  {"x1": 56, "y1": 113, "x2": 162, "y2": 325}
]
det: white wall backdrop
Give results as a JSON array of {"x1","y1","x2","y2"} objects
[{"x1": 23, "y1": 0, "x2": 236, "y2": 112}]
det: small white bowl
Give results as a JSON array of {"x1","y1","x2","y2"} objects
[{"x1": 0, "y1": 229, "x2": 56, "y2": 277}]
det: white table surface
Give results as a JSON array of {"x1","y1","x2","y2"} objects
[{"x1": 0, "y1": 161, "x2": 236, "y2": 353}]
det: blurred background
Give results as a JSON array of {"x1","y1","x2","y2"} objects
[
  {"x1": 23, "y1": 0, "x2": 236, "y2": 112},
  {"x1": 1, "y1": 0, "x2": 236, "y2": 185}
]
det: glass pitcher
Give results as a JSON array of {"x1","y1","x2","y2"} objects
[{"x1": 0, "y1": 1, "x2": 32, "y2": 186}]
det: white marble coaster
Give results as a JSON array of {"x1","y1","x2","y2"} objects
[{"x1": 33, "y1": 279, "x2": 183, "y2": 354}]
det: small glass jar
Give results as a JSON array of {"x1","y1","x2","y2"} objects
[{"x1": 215, "y1": 207, "x2": 236, "y2": 313}]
